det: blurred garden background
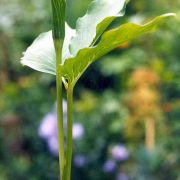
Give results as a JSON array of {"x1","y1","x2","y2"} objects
[{"x1": 0, "y1": 0, "x2": 180, "y2": 179}]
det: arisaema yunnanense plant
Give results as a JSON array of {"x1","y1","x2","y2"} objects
[{"x1": 20, "y1": 0, "x2": 175, "y2": 179}]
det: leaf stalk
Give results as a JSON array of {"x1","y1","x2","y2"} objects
[{"x1": 64, "y1": 85, "x2": 74, "y2": 180}]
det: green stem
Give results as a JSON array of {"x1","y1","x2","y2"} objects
[
  {"x1": 55, "y1": 40, "x2": 65, "y2": 180},
  {"x1": 65, "y1": 85, "x2": 74, "y2": 180},
  {"x1": 51, "y1": 0, "x2": 66, "y2": 179}
]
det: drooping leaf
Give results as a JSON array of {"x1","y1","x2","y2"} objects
[
  {"x1": 21, "y1": 31, "x2": 56, "y2": 75},
  {"x1": 62, "y1": 13, "x2": 175, "y2": 84},
  {"x1": 21, "y1": 23, "x2": 75, "y2": 75},
  {"x1": 69, "y1": 0, "x2": 126, "y2": 56}
]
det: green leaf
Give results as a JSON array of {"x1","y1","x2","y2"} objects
[
  {"x1": 21, "y1": 23, "x2": 75, "y2": 75},
  {"x1": 69, "y1": 0, "x2": 126, "y2": 56},
  {"x1": 62, "y1": 13, "x2": 175, "y2": 84},
  {"x1": 21, "y1": 13, "x2": 175, "y2": 82}
]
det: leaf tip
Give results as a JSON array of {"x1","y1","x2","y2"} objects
[{"x1": 162, "y1": 13, "x2": 176, "y2": 17}]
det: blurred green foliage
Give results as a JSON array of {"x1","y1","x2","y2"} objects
[{"x1": 0, "y1": 0, "x2": 179, "y2": 179}]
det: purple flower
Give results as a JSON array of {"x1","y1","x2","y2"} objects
[
  {"x1": 116, "y1": 173, "x2": 129, "y2": 180},
  {"x1": 73, "y1": 123, "x2": 84, "y2": 140},
  {"x1": 38, "y1": 113, "x2": 57, "y2": 139},
  {"x1": 47, "y1": 136, "x2": 59, "y2": 156},
  {"x1": 74, "y1": 155, "x2": 86, "y2": 167},
  {"x1": 38, "y1": 101, "x2": 85, "y2": 156},
  {"x1": 103, "y1": 160, "x2": 116, "y2": 173},
  {"x1": 111, "y1": 144, "x2": 129, "y2": 161}
]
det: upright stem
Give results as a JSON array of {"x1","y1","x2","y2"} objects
[
  {"x1": 65, "y1": 85, "x2": 74, "y2": 180},
  {"x1": 51, "y1": 0, "x2": 66, "y2": 178},
  {"x1": 55, "y1": 41, "x2": 65, "y2": 180}
]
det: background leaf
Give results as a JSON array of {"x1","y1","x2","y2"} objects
[
  {"x1": 62, "y1": 14, "x2": 175, "y2": 84},
  {"x1": 69, "y1": 0, "x2": 126, "y2": 56}
]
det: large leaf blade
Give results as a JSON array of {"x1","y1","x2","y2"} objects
[
  {"x1": 21, "y1": 31, "x2": 56, "y2": 75},
  {"x1": 69, "y1": 0, "x2": 126, "y2": 56},
  {"x1": 62, "y1": 13, "x2": 175, "y2": 84},
  {"x1": 21, "y1": 23, "x2": 75, "y2": 74}
]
